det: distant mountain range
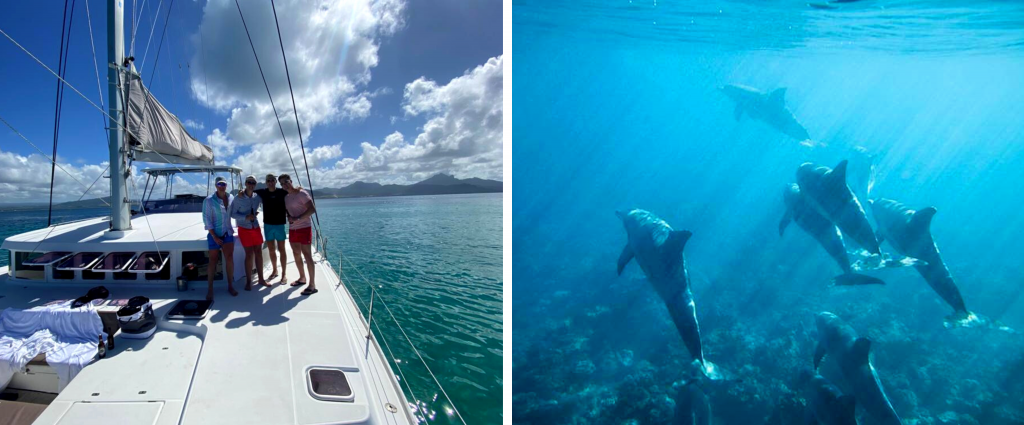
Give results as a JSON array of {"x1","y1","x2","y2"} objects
[{"x1": 0, "y1": 174, "x2": 502, "y2": 211}]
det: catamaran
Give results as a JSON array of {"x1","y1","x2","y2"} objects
[{"x1": 0, "y1": 0, "x2": 451, "y2": 423}]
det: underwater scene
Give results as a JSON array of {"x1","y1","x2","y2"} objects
[{"x1": 512, "y1": 1, "x2": 1024, "y2": 424}]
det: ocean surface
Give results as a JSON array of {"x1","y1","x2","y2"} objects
[
  {"x1": 0, "y1": 193, "x2": 502, "y2": 425},
  {"x1": 512, "y1": 1, "x2": 1024, "y2": 424}
]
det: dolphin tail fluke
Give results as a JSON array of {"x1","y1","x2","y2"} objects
[
  {"x1": 943, "y1": 311, "x2": 1015, "y2": 333},
  {"x1": 799, "y1": 139, "x2": 827, "y2": 148},
  {"x1": 831, "y1": 272, "x2": 885, "y2": 286}
]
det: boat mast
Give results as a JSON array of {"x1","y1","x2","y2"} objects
[{"x1": 107, "y1": 0, "x2": 131, "y2": 231}]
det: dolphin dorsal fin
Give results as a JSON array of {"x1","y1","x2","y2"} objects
[
  {"x1": 909, "y1": 207, "x2": 937, "y2": 232},
  {"x1": 851, "y1": 337, "x2": 871, "y2": 365},
  {"x1": 837, "y1": 395, "x2": 857, "y2": 419},
  {"x1": 665, "y1": 230, "x2": 693, "y2": 254},
  {"x1": 825, "y1": 160, "x2": 849, "y2": 188},
  {"x1": 768, "y1": 87, "x2": 787, "y2": 105}
]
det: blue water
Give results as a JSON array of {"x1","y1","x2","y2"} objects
[
  {"x1": 0, "y1": 194, "x2": 502, "y2": 425},
  {"x1": 513, "y1": 1, "x2": 1024, "y2": 424}
]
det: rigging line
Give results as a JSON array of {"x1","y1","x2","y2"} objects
[
  {"x1": 130, "y1": 0, "x2": 148, "y2": 57},
  {"x1": 270, "y1": 0, "x2": 323, "y2": 237},
  {"x1": 145, "y1": 0, "x2": 174, "y2": 88},
  {"x1": 0, "y1": 27, "x2": 205, "y2": 190},
  {"x1": 75, "y1": 165, "x2": 110, "y2": 203},
  {"x1": 48, "y1": 0, "x2": 75, "y2": 227},
  {"x1": 338, "y1": 254, "x2": 466, "y2": 425},
  {"x1": 232, "y1": 0, "x2": 301, "y2": 181},
  {"x1": 198, "y1": 21, "x2": 210, "y2": 114},
  {"x1": 0, "y1": 114, "x2": 111, "y2": 207},
  {"x1": 84, "y1": 0, "x2": 111, "y2": 151},
  {"x1": 138, "y1": 0, "x2": 164, "y2": 75},
  {"x1": 128, "y1": 170, "x2": 165, "y2": 263},
  {"x1": 339, "y1": 266, "x2": 425, "y2": 421}
]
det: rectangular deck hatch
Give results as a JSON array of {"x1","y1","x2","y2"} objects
[
  {"x1": 91, "y1": 252, "x2": 140, "y2": 272},
  {"x1": 166, "y1": 300, "x2": 213, "y2": 320},
  {"x1": 22, "y1": 251, "x2": 74, "y2": 266},
  {"x1": 128, "y1": 251, "x2": 169, "y2": 273},
  {"x1": 56, "y1": 253, "x2": 103, "y2": 271},
  {"x1": 307, "y1": 367, "x2": 354, "y2": 402}
]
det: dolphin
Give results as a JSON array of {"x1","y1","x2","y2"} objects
[
  {"x1": 674, "y1": 379, "x2": 711, "y2": 425},
  {"x1": 796, "y1": 161, "x2": 880, "y2": 256},
  {"x1": 814, "y1": 312, "x2": 903, "y2": 425},
  {"x1": 719, "y1": 84, "x2": 817, "y2": 146},
  {"x1": 867, "y1": 199, "x2": 1007, "y2": 330},
  {"x1": 616, "y1": 208, "x2": 706, "y2": 367},
  {"x1": 780, "y1": 184, "x2": 884, "y2": 286},
  {"x1": 799, "y1": 370, "x2": 858, "y2": 425}
]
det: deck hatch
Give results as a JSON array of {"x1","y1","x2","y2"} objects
[
  {"x1": 55, "y1": 253, "x2": 104, "y2": 271},
  {"x1": 22, "y1": 251, "x2": 74, "y2": 266},
  {"x1": 91, "y1": 252, "x2": 140, "y2": 272},
  {"x1": 307, "y1": 367, "x2": 354, "y2": 402}
]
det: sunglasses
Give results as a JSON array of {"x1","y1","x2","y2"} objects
[
  {"x1": 215, "y1": 182, "x2": 227, "y2": 187},
  {"x1": 279, "y1": 179, "x2": 291, "y2": 184},
  {"x1": 246, "y1": 180, "x2": 257, "y2": 185}
]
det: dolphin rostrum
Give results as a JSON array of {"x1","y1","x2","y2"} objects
[
  {"x1": 796, "y1": 161, "x2": 880, "y2": 256},
  {"x1": 799, "y1": 370, "x2": 858, "y2": 425},
  {"x1": 814, "y1": 312, "x2": 903, "y2": 425},
  {"x1": 616, "y1": 208, "x2": 708, "y2": 368},
  {"x1": 719, "y1": 84, "x2": 818, "y2": 147},
  {"x1": 780, "y1": 184, "x2": 884, "y2": 286}
]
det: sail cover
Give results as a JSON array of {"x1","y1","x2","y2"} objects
[{"x1": 125, "y1": 73, "x2": 214, "y2": 165}]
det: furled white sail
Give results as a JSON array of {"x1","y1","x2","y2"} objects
[{"x1": 125, "y1": 72, "x2": 214, "y2": 165}]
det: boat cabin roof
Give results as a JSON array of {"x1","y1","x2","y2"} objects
[{"x1": 141, "y1": 166, "x2": 243, "y2": 176}]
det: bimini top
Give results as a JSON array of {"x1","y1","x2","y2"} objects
[{"x1": 140, "y1": 166, "x2": 243, "y2": 177}]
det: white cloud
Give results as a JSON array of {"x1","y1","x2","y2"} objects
[
  {"x1": 191, "y1": 0, "x2": 405, "y2": 147},
  {"x1": 184, "y1": 119, "x2": 205, "y2": 131},
  {"x1": 229, "y1": 55, "x2": 504, "y2": 188}
]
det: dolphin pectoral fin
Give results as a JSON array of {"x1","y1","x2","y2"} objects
[
  {"x1": 779, "y1": 210, "x2": 793, "y2": 237},
  {"x1": 666, "y1": 230, "x2": 694, "y2": 254},
  {"x1": 851, "y1": 337, "x2": 871, "y2": 365},
  {"x1": 617, "y1": 245, "x2": 634, "y2": 276},
  {"x1": 768, "y1": 87, "x2": 787, "y2": 105},
  {"x1": 831, "y1": 273, "x2": 885, "y2": 286},
  {"x1": 910, "y1": 206, "x2": 937, "y2": 232},
  {"x1": 813, "y1": 343, "x2": 826, "y2": 370},
  {"x1": 837, "y1": 395, "x2": 857, "y2": 421},
  {"x1": 733, "y1": 105, "x2": 744, "y2": 121}
]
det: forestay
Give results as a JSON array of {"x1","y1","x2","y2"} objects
[{"x1": 125, "y1": 72, "x2": 214, "y2": 165}]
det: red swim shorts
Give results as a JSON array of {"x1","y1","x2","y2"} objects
[
  {"x1": 238, "y1": 226, "x2": 264, "y2": 248},
  {"x1": 289, "y1": 226, "x2": 312, "y2": 245}
]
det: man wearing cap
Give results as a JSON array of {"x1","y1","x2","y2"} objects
[
  {"x1": 255, "y1": 173, "x2": 288, "y2": 284},
  {"x1": 231, "y1": 175, "x2": 269, "y2": 290},
  {"x1": 202, "y1": 176, "x2": 237, "y2": 300}
]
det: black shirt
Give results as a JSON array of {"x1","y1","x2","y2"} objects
[{"x1": 255, "y1": 188, "x2": 288, "y2": 225}]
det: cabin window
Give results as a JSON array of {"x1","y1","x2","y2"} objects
[
  {"x1": 53, "y1": 268, "x2": 75, "y2": 280},
  {"x1": 12, "y1": 252, "x2": 45, "y2": 280},
  {"x1": 182, "y1": 251, "x2": 220, "y2": 281},
  {"x1": 145, "y1": 260, "x2": 171, "y2": 281}
]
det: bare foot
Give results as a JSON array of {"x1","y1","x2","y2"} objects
[
  {"x1": 259, "y1": 281, "x2": 271, "y2": 287},
  {"x1": 228, "y1": 287, "x2": 239, "y2": 296},
  {"x1": 279, "y1": 276, "x2": 289, "y2": 285},
  {"x1": 245, "y1": 283, "x2": 252, "y2": 291}
]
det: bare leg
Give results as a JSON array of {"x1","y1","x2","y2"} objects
[
  {"x1": 254, "y1": 245, "x2": 268, "y2": 286},
  {"x1": 222, "y1": 241, "x2": 238, "y2": 296},
  {"x1": 266, "y1": 241, "x2": 278, "y2": 278},
  {"x1": 207, "y1": 249, "x2": 220, "y2": 301},
  {"x1": 277, "y1": 240, "x2": 288, "y2": 284},
  {"x1": 302, "y1": 244, "x2": 316, "y2": 291},
  {"x1": 244, "y1": 246, "x2": 254, "y2": 291},
  {"x1": 290, "y1": 242, "x2": 306, "y2": 285}
]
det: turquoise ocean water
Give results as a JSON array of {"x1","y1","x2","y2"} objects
[
  {"x1": 1, "y1": 193, "x2": 502, "y2": 425},
  {"x1": 513, "y1": 1, "x2": 1024, "y2": 424}
]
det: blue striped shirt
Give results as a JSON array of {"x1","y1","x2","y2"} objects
[{"x1": 203, "y1": 192, "x2": 234, "y2": 236}]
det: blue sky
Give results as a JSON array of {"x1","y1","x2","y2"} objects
[{"x1": 0, "y1": 0, "x2": 503, "y2": 203}]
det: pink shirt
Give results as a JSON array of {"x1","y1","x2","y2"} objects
[{"x1": 285, "y1": 189, "x2": 313, "y2": 229}]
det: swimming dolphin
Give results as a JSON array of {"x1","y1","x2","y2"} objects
[
  {"x1": 796, "y1": 161, "x2": 880, "y2": 256},
  {"x1": 799, "y1": 370, "x2": 858, "y2": 425},
  {"x1": 814, "y1": 312, "x2": 902, "y2": 425},
  {"x1": 780, "y1": 184, "x2": 884, "y2": 286},
  {"x1": 674, "y1": 379, "x2": 711, "y2": 425},
  {"x1": 616, "y1": 209, "x2": 706, "y2": 367},
  {"x1": 719, "y1": 84, "x2": 817, "y2": 146}
]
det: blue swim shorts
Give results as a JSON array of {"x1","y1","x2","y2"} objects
[
  {"x1": 207, "y1": 232, "x2": 234, "y2": 250},
  {"x1": 264, "y1": 224, "x2": 286, "y2": 241}
]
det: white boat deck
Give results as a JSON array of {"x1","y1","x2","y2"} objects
[
  {"x1": 0, "y1": 238, "x2": 413, "y2": 424},
  {"x1": 2, "y1": 213, "x2": 212, "y2": 252}
]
